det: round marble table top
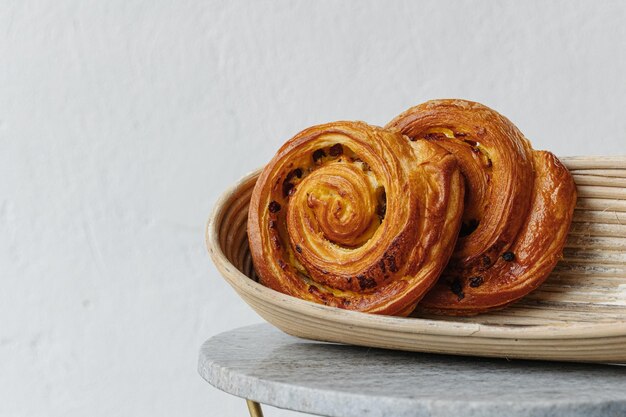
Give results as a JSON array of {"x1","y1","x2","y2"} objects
[{"x1": 199, "y1": 324, "x2": 626, "y2": 417}]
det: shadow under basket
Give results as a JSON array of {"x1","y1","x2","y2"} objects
[{"x1": 206, "y1": 156, "x2": 626, "y2": 364}]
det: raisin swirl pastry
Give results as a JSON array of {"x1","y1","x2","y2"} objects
[
  {"x1": 387, "y1": 99, "x2": 577, "y2": 316},
  {"x1": 247, "y1": 121, "x2": 465, "y2": 316}
]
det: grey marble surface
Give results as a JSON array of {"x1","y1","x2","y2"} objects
[{"x1": 198, "y1": 324, "x2": 626, "y2": 417}]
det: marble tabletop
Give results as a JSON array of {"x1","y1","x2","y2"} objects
[{"x1": 198, "y1": 324, "x2": 626, "y2": 417}]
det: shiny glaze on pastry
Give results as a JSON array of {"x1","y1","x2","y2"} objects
[
  {"x1": 247, "y1": 121, "x2": 465, "y2": 315},
  {"x1": 387, "y1": 99, "x2": 577, "y2": 315}
]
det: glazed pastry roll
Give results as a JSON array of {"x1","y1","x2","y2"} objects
[
  {"x1": 387, "y1": 99, "x2": 577, "y2": 315},
  {"x1": 247, "y1": 121, "x2": 465, "y2": 316}
]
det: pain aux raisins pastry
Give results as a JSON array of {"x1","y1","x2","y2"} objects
[
  {"x1": 247, "y1": 121, "x2": 465, "y2": 316},
  {"x1": 387, "y1": 99, "x2": 577, "y2": 315}
]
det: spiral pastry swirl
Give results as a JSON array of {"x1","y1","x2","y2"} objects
[
  {"x1": 247, "y1": 121, "x2": 465, "y2": 315},
  {"x1": 387, "y1": 100, "x2": 577, "y2": 315}
]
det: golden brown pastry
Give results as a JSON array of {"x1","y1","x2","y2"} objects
[
  {"x1": 387, "y1": 99, "x2": 577, "y2": 315},
  {"x1": 247, "y1": 121, "x2": 465, "y2": 316}
]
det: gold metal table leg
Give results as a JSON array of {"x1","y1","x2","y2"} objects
[{"x1": 246, "y1": 399, "x2": 264, "y2": 417}]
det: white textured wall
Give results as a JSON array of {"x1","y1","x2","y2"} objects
[{"x1": 1, "y1": 1, "x2": 625, "y2": 416}]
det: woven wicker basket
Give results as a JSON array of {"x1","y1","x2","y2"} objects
[{"x1": 206, "y1": 156, "x2": 626, "y2": 363}]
